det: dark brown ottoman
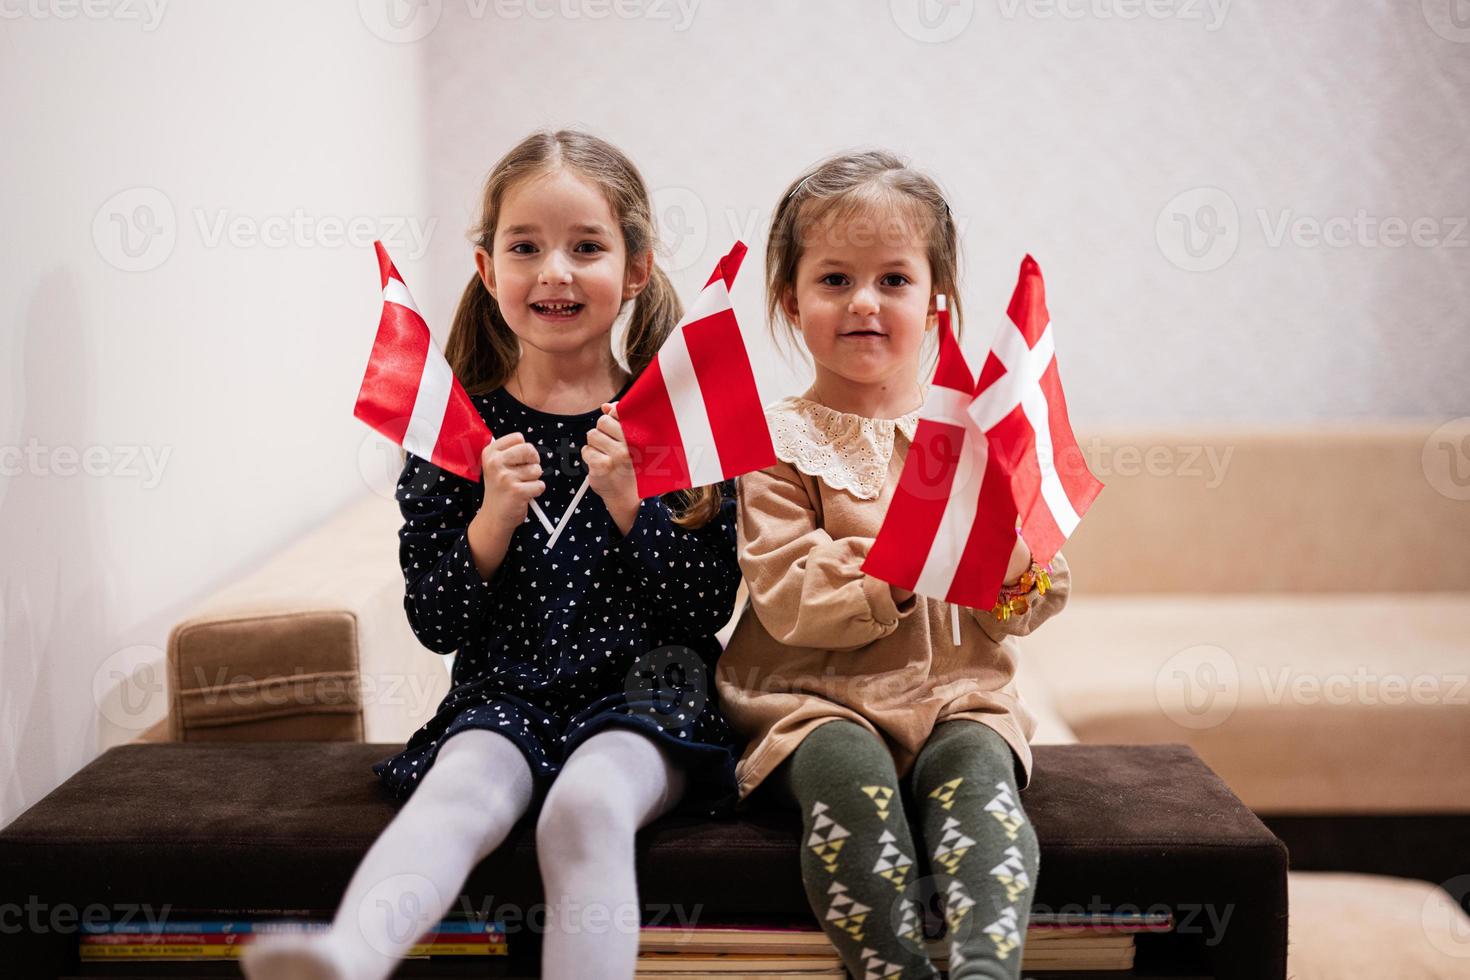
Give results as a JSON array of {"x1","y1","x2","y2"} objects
[{"x1": 0, "y1": 742, "x2": 1287, "y2": 979}]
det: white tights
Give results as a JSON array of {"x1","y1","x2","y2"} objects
[{"x1": 239, "y1": 725, "x2": 686, "y2": 980}]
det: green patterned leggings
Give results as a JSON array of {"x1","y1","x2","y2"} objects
[{"x1": 770, "y1": 718, "x2": 1041, "y2": 980}]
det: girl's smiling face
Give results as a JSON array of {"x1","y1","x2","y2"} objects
[
  {"x1": 781, "y1": 205, "x2": 935, "y2": 392},
  {"x1": 477, "y1": 167, "x2": 650, "y2": 356}
]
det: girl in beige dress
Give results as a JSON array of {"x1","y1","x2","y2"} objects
[{"x1": 716, "y1": 150, "x2": 1072, "y2": 980}]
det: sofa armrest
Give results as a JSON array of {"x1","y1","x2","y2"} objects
[{"x1": 166, "y1": 493, "x2": 451, "y2": 743}]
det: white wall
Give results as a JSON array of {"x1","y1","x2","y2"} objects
[
  {"x1": 0, "y1": 3, "x2": 427, "y2": 829},
  {"x1": 416, "y1": 0, "x2": 1470, "y2": 422}
]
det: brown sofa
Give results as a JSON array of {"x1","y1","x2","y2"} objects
[{"x1": 154, "y1": 424, "x2": 1470, "y2": 977}]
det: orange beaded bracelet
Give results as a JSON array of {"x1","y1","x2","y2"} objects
[{"x1": 990, "y1": 561, "x2": 1053, "y2": 621}]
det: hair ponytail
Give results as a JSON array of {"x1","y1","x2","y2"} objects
[{"x1": 445, "y1": 258, "x2": 520, "y2": 396}]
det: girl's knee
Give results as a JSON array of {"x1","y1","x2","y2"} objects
[
  {"x1": 914, "y1": 721, "x2": 1016, "y2": 788},
  {"x1": 535, "y1": 774, "x2": 636, "y2": 866},
  {"x1": 422, "y1": 729, "x2": 533, "y2": 820},
  {"x1": 793, "y1": 719, "x2": 895, "y2": 775}
]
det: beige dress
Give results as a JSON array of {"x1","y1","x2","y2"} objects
[{"x1": 715, "y1": 393, "x2": 1072, "y2": 800}]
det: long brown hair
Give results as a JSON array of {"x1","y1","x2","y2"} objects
[
  {"x1": 444, "y1": 129, "x2": 721, "y2": 527},
  {"x1": 765, "y1": 149, "x2": 963, "y2": 369}
]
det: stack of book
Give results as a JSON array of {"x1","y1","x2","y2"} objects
[
  {"x1": 74, "y1": 910, "x2": 1168, "y2": 976},
  {"x1": 633, "y1": 913, "x2": 1170, "y2": 978},
  {"x1": 77, "y1": 916, "x2": 506, "y2": 963}
]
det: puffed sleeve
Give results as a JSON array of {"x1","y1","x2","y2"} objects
[
  {"x1": 396, "y1": 452, "x2": 503, "y2": 654},
  {"x1": 608, "y1": 480, "x2": 743, "y2": 638},
  {"x1": 737, "y1": 462, "x2": 916, "y2": 651},
  {"x1": 969, "y1": 550, "x2": 1072, "y2": 642}
]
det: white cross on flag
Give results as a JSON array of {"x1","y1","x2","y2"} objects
[
  {"x1": 354, "y1": 241, "x2": 491, "y2": 482},
  {"x1": 864, "y1": 254, "x2": 1102, "y2": 609},
  {"x1": 617, "y1": 241, "x2": 776, "y2": 497}
]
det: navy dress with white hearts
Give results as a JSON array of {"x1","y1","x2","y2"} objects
[{"x1": 371, "y1": 381, "x2": 743, "y2": 817}]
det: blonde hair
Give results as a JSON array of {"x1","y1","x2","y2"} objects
[
  {"x1": 444, "y1": 129, "x2": 721, "y2": 527},
  {"x1": 765, "y1": 149, "x2": 963, "y2": 364}
]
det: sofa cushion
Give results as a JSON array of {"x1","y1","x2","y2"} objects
[
  {"x1": 1025, "y1": 594, "x2": 1470, "y2": 813},
  {"x1": 1287, "y1": 871, "x2": 1470, "y2": 979},
  {"x1": 1062, "y1": 424, "x2": 1470, "y2": 593},
  {"x1": 168, "y1": 494, "x2": 452, "y2": 743}
]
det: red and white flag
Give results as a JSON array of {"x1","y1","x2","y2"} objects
[
  {"x1": 617, "y1": 241, "x2": 775, "y2": 498},
  {"x1": 864, "y1": 255, "x2": 1102, "y2": 609},
  {"x1": 980, "y1": 253, "x2": 1103, "y2": 566},
  {"x1": 354, "y1": 240, "x2": 492, "y2": 482}
]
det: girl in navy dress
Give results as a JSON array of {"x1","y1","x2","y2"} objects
[{"x1": 242, "y1": 130, "x2": 742, "y2": 980}]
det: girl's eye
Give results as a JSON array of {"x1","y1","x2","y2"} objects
[
  {"x1": 575, "y1": 241, "x2": 605, "y2": 254},
  {"x1": 820, "y1": 273, "x2": 849, "y2": 287},
  {"x1": 881, "y1": 274, "x2": 910, "y2": 288},
  {"x1": 508, "y1": 242, "x2": 536, "y2": 255}
]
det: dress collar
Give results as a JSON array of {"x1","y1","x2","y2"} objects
[{"x1": 767, "y1": 392, "x2": 922, "y2": 500}]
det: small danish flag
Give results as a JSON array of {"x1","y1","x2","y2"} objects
[
  {"x1": 864, "y1": 255, "x2": 1102, "y2": 609},
  {"x1": 617, "y1": 241, "x2": 775, "y2": 497},
  {"x1": 353, "y1": 241, "x2": 491, "y2": 482}
]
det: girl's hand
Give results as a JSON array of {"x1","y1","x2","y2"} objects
[
  {"x1": 1003, "y1": 531, "x2": 1033, "y2": 586},
  {"x1": 477, "y1": 432, "x2": 544, "y2": 532},
  {"x1": 583, "y1": 402, "x2": 640, "y2": 535}
]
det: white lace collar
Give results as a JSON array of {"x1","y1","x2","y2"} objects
[{"x1": 768, "y1": 392, "x2": 922, "y2": 500}]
